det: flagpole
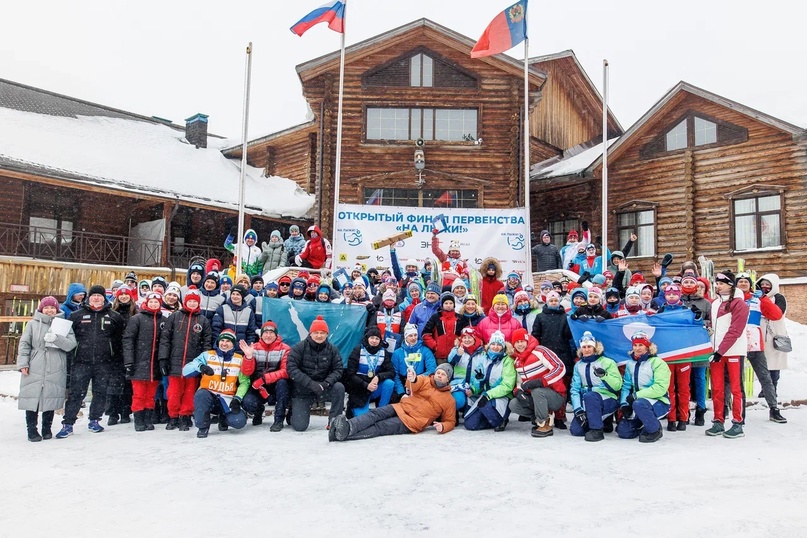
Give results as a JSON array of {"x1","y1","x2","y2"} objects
[
  {"x1": 237, "y1": 42, "x2": 253, "y2": 275},
  {"x1": 331, "y1": 1, "x2": 346, "y2": 243},
  {"x1": 601, "y1": 59, "x2": 609, "y2": 273},
  {"x1": 523, "y1": 1, "x2": 533, "y2": 288}
]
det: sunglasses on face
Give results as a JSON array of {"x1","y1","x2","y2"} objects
[{"x1": 279, "y1": 283, "x2": 291, "y2": 287}]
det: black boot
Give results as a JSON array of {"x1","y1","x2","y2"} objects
[
  {"x1": 197, "y1": 427, "x2": 209, "y2": 438},
  {"x1": 602, "y1": 415, "x2": 614, "y2": 433},
  {"x1": 133, "y1": 411, "x2": 146, "y2": 432},
  {"x1": 218, "y1": 414, "x2": 229, "y2": 432},
  {"x1": 667, "y1": 420, "x2": 677, "y2": 432},
  {"x1": 107, "y1": 413, "x2": 120, "y2": 426},
  {"x1": 159, "y1": 400, "x2": 170, "y2": 424},
  {"x1": 493, "y1": 418, "x2": 509, "y2": 432},
  {"x1": 26, "y1": 411, "x2": 42, "y2": 442},
  {"x1": 178, "y1": 416, "x2": 191, "y2": 431},
  {"x1": 770, "y1": 409, "x2": 788, "y2": 424},
  {"x1": 694, "y1": 407, "x2": 706, "y2": 426},
  {"x1": 253, "y1": 405, "x2": 264, "y2": 426},
  {"x1": 144, "y1": 409, "x2": 155, "y2": 431},
  {"x1": 41, "y1": 411, "x2": 54, "y2": 440},
  {"x1": 677, "y1": 421, "x2": 687, "y2": 431},
  {"x1": 120, "y1": 406, "x2": 131, "y2": 424},
  {"x1": 166, "y1": 417, "x2": 178, "y2": 430}
]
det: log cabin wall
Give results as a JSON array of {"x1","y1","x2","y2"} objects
[
  {"x1": 298, "y1": 28, "x2": 546, "y2": 236},
  {"x1": 605, "y1": 92, "x2": 807, "y2": 279},
  {"x1": 529, "y1": 55, "x2": 619, "y2": 150},
  {"x1": 0, "y1": 177, "x2": 25, "y2": 225}
]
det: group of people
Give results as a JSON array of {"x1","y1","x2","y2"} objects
[{"x1": 17, "y1": 224, "x2": 792, "y2": 444}]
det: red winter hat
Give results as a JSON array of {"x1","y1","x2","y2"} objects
[
  {"x1": 309, "y1": 315, "x2": 329, "y2": 334},
  {"x1": 38, "y1": 296, "x2": 60, "y2": 312},
  {"x1": 629, "y1": 273, "x2": 646, "y2": 286},
  {"x1": 631, "y1": 330, "x2": 652, "y2": 349},
  {"x1": 567, "y1": 230, "x2": 578, "y2": 240},
  {"x1": 183, "y1": 286, "x2": 201, "y2": 312},
  {"x1": 142, "y1": 292, "x2": 163, "y2": 313},
  {"x1": 261, "y1": 321, "x2": 278, "y2": 334},
  {"x1": 278, "y1": 275, "x2": 292, "y2": 285},
  {"x1": 114, "y1": 286, "x2": 138, "y2": 302},
  {"x1": 512, "y1": 328, "x2": 529, "y2": 344}
]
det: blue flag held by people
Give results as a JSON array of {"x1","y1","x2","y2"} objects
[
  {"x1": 569, "y1": 309, "x2": 713, "y2": 366},
  {"x1": 263, "y1": 298, "x2": 367, "y2": 364}
]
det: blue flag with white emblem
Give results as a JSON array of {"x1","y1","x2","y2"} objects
[
  {"x1": 568, "y1": 309, "x2": 713, "y2": 366},
  {"x1": 262, "y1": 298, "x2": 367, "y2": 365}
]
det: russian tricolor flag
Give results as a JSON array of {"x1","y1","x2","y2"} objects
[
  {"x1": 471, "y1": 0, "x2": 527, "y2": 58},
  {"x1": 290, "y1": 1, "x2": 346, "y2": 37}
]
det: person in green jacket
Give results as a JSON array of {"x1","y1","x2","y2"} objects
[
  {"x1": 616, "y1": 330, "x2": 671, "y2": 443},
  {"x1": 569, "y1": 331, "x2": 622, "y2": 442},
  {"x1": 462, "y1": 330, "x2": 516, "y2": 431}
]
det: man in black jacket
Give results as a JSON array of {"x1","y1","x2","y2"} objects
[
  {"x1": 532, "y1": 230, "x2": 563, "y2": 272},
  {"x1": 56, "y1": 285, "x2": 125, "y2": 438},
  {"x1": 286, "y1": 315, "x2": 345, "y2": 431}
]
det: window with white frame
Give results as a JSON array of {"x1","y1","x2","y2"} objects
[
  {"x1": 617, "y1": 209, "x2": 655, "y2": 257},
  {"x1": 366, "y1": 107, "x2": 477, "y2": 142},
  {"x1": 732, "y1": 194, "x2": 782, "y2": 250}
]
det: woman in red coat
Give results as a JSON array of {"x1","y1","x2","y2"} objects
[{"x1": 423, "y1": 293, "x2": 459, "y2": 365}]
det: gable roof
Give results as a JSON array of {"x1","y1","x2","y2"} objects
[
  {"x1": 589, "y1": 81, "x2": 806, "y2": 169},
  {"x1": 0, "y1": 78, "x2": 315, "y2": 219},
  {"x1": 296, "y1": 18, "x2": 547, "y2": 85},
  {"x1": 529, "y1": 49, "x2": 623, "y2": 135}
]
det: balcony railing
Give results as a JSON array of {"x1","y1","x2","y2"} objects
[{"x1": 0, "y1": 222, "x2": 222, "y2": 268}]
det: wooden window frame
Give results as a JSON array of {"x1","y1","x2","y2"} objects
[
  {"x1": 614, "y1": 201, "x2": 658, "y2": 258},
  {"x1": 640, "y1": 110, "x2": 748, "y2": 159},
  {"x1": 547, "y1": 217, "x2": 580, "y2": 249},
  {"x1": 361, "y1": 187, "x2": 479, "y2": 209},
  {"x1": 364, "y1": 106, "x2": 479, "y2": 143},
  {"x1": 726, "y1": 185, "x2": 785, "y2": 252},
  {"x1": 362, "y1": 46, "x2": 479, "y2": 90}
]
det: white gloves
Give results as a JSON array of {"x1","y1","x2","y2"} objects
[{"x1": 44, "y1": 333, "x2": 57, "y2": 343}]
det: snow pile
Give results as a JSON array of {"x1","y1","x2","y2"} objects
[
  {"x1": 0, "y1": 107, "x2": 315, "y2": 219},
  {"x1": 532, "y1": 137, "x2": 618, "y2": 179}
]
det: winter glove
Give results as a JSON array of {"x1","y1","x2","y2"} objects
[
  {"x1": 576, "y1": 314, "x2": 591, "y2": 322},
  {"x1": 660, "y1": 253, "x2": 674, "y2": 268},
  {"x1": 581, "y1": 221, "x2": 589, "y2": 232},
  {"x1": 574, "y1": 409, "x2": 587, "y2": 427},
  {"x1": 594, "y1": 315, "x2": 606, "y2": 323},
  {"x1": 592, "y1": 366, "x2": 607, "y2": 378},
  {"x1": 620, "y1": 405, "x2": 632, "y2": 419},
  {"x1": 709, "y1": 352, "x2": 722, "y2": 363},
  {"x1": 626, "y1": 394, "x2": 636, "y2": 407},
  {"x1": 124, "y1": 364, "x2": 134, "y2": 379},
  {"x1": 514, "y1": 388, "x2": 530, "y2": 405},
  {"x1": 753, "y1": 290, "x2": 764, "y2": 299},
  {"x1": 476, "y1": 394, "x2": 490, "y2": 408},
  {"x1": 229, "y1": 398, "x2": 242, "y2": 415},
  {"x1": 200, "y1": 364, "x2": 215, "y2": 376},
  {"x1": 521, "y1": 379, "x2": 544, "y2": 391},
  {"x1": 159, "y1": 360, "x2": 170, "y2": 377},
  {"x1": 690, "y1": 304, "x2": 702, "y2": 320},
  {"x1": 43, "y1": 332, "x2": 57, "y2": 344},
  {"x1": 578, "y1": 272, "x2": 592, "y2": 284},
  {"x1": 252, "y1": 378, "x2": 270, "y2": 399},
  {"x1": 311, "y1": 382, "x2": 326, "y2": 397}
]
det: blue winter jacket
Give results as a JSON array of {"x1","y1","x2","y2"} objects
[
  {"x1": 391, "y1": 340, "x2": 436, "y2": 395},
  {"x1": 407, "y1": 298, "x2": 440, "y2": 337},
  {"x1": 60, "y1": 282, "x2": 86, "y2": 318},
  {"x1": 283, "y1": 234, "x2": 306, "y2": 266}
]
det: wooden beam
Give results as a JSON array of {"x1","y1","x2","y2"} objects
[{"x1": 161, "y1": 202, "x2": 172, "y2": 267}]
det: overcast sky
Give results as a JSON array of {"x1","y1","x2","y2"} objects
[{"x1": 3, "y1": 0, "x2": 804, "y2": 142}]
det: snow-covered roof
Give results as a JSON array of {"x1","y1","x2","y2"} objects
[
  {"x1": 0, "y1": 79, "x2": 315, "y2": 219},
  {"x1": 531, "y1": 138, "x2": 619, "y2": 179}
]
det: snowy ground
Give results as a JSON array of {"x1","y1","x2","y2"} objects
[{"x1": 2, "y1": 321, "x2": 806, "y2": 537}]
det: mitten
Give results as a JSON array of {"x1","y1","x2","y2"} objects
[
  {"x1": 43, "y1": 332, "x2": 57, "y2": 343},
  {"x1": 476, "y1": 394, "x2": 489, "y2": 408},
  {"x1": 200, "y1": 364, "x2": 215, "y2": 376},
  {"x1": 710, "y1": 352, "x2": 722, "y2": 363},
  {"x1": 592, "y1": 366, "x2": 606, "y2": 378},
  {"x1": 229, "y1": 398, "x2": 242, "y2": 415},
  {"x1": 522, "y1": 379, "x2": 544, "y2": 391},
  {"x1": 574, "y1": 409, "x2": 587, "y2": 427}
]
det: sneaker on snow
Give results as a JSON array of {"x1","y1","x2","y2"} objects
[
  {"x1": 55, "y1": 424, "x2": 73, "y2": 439},
  {"x1": 638, "y1": 428, "x2": 663, "y2": 443},
  {"x1": 107, "y1": 414, "x2": 119, "y2": 426},
  {"x1": 554, "y1": 420, "x2": 567, "y2": 430},
  {"x1": 196, "y1": 427, "x2": 209, "y2": 439},
  {"x1": 493, "y1": 418, "x2": 509, "y2": 432},
  {"x1": 667, "y1": 420, "x2": 677, "y2": 432},
  {"x1": 705, "y1": 421, "x2": 725, "y2": 437},
  {"x1": 531, "y1": 420, "x2": 553, "y2": 438},
  {"x1": 584, "y1": 429, "x2": 604, "y2": 442},
  {"x1": 770, "y1": 409, "x2": 787, "y2": 424},
  {"x1": 330, "y1": 415, "x2": 350, "y2": 442},
  {"x1": 693, "y1": 407, "x2": 706, "y2": 426},
  {"x1": 87, "y1": 420, "x2": 104, "y2": 433},
  {"x1": 269, "y1": 421, "x2": 284, "y2": 432},
  {"x1": 722, "y1": 423, "x2": 745, "y2": 439}
]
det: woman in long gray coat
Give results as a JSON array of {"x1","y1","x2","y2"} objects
[{"x1": 17, "y1": 296, "x2": 77, "y2": 442}]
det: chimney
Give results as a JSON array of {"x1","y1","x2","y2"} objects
[{"x1": 185, "y1": 113, "x2": 209, "y2": 149}]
